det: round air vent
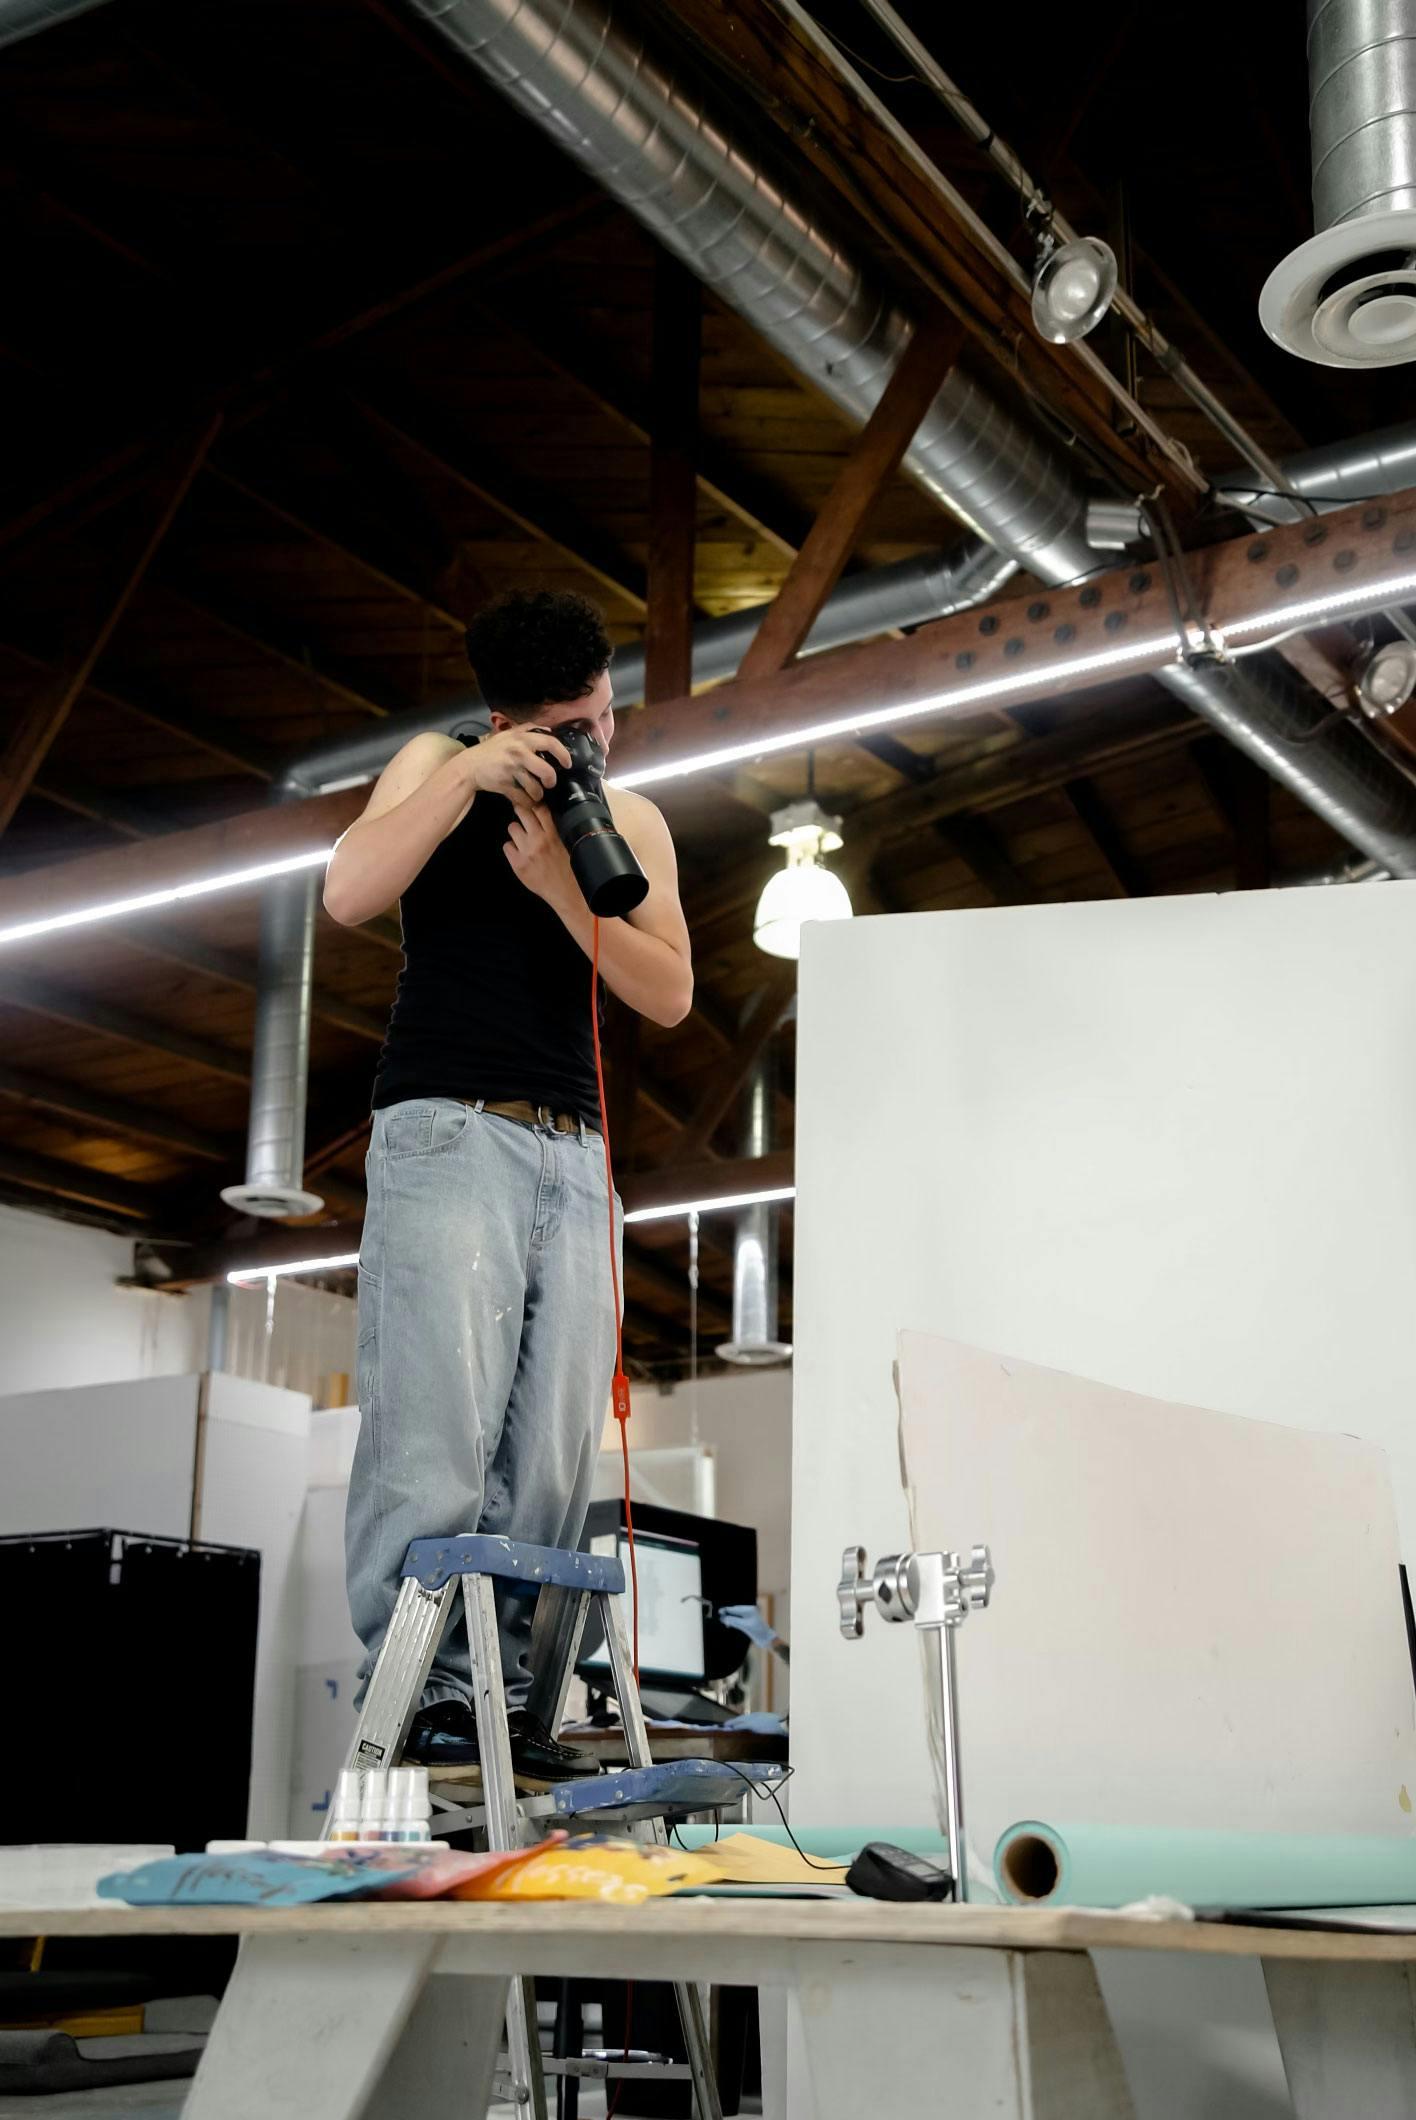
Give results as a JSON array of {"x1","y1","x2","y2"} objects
[
  {"x1": 220, "y1": 1182, "x2": 326, "y2": 1219},
  {"x1": 1260, "y1": 212, "x2": 1416, "y2": 369}
]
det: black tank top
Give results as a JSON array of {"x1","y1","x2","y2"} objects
[{"x1": 371, "y1": 759, "x2": 601, "y2": 1119}]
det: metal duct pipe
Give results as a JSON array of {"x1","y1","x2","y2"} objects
[
  {"x1": 283, "y1": 544, "x2": 1016, "y2": 798},
  {"x1": 1261, "y1": 0, "x2": 1416, "y2": 366},
  {"x1": 716, "y1": 1052, "x2": 791, "y2": 1367},
  {"x1": 1214, "y1": 417, "x2": 1416, "y2": 518},
  {"x1": 677, "y1": 543, "x2": 1017, "y2": 696},
  {"x1": 1310, "y1": 0, "x2": 1416, "y2": 231},
  {"x1": 0, "y1": 0, "x2": 113, "y2": 48},
  {"x1": 405, "y1": 0, "x2": 1416, "y2": 877},
  {"x1": 406, "y1": 0, "x2": 1094, "y2": 584},
  {"x1": 1162, "y1": 657, "x2": 1416, "y2": 879},
  {"x1": 220, "y1": 860, "x2": 325, "y2": 1220}
]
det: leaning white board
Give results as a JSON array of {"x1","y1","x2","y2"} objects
[
  {"x1": 788, "y1": 885, "x2": 1416, "y2": 2118},
  {"x1": 896, "y1": 1331, "x2": 1416, "y2": 1856},
  {"x1": 791, "y1": 885, "x2": 1416, "y2": 1838}
]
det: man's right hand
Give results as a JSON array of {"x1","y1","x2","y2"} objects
[{"x1": 466, "y1": 725, "x2": 573, "y2": 809}]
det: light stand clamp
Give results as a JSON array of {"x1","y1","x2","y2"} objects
[{"x1": 836, "y1": 1543, "x2": 995, "y2": 1899}]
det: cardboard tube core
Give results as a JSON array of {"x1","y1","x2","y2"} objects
[{"x1": 1001, "y1": 1831, "x2": 1060, "y2": 1902}]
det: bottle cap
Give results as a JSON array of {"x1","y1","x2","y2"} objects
[
  {"x1": 359, "y1": 1769, "x2": 387, "y2": 1824},
  {"x1": 389, "y1": 1765, "x2": 430, "y2": 1819}
]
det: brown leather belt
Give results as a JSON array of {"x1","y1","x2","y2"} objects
[{"x1": 471, "y1": 1098, "x2": 599, "y2": 1137}]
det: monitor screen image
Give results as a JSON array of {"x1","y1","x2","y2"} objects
[{"x1": 583, "y1": 1529, "x2": 706, "y2": 1683}]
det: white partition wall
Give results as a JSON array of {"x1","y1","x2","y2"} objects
[{"x1": 789, "y1": 882, "x2": 1416, "y2": 2118}]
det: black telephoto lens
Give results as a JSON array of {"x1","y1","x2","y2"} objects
[{"x1": 539, "y1": 721, "x2": 649, "y2": 918}]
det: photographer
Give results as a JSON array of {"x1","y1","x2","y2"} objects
[{"x1": 325, "y1": 590, "x2": 693, "y2": 1785}]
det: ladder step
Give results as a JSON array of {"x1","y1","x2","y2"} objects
[
  {"x1": 401, "y1": 1534, "x2": 625, "y2": 1595},
  {"x1": 551, "y1": 1759, "x2": 788, "y2": 1820},
  {"x1": 545, "y1": 2059, "x2": 693, "y2": 2080}
]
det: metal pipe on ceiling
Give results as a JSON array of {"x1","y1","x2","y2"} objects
[
  {"x1": 404, "y1": 0, "x2": 1096, "y2": 585},
  {"x1": 0, "y1": 0, "x2": 112, "y2": 49},
  {"x1": 402, "y1": 0, "x2": 1416, "y2": 878},
  {"x1": 1214, "y1": 419, "x2": 1416, "y2": 517},
  {"x1": 715, "y1": 1051, "x2": 791, "y2": 1367},
  {"x1": 280, "y1": 542, "x2": 1019, "y2": 798}
]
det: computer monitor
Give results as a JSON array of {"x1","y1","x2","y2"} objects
[
  {"x1": 581, "y1": 1527, "x2": 706, "y2": 1686},
  {"x1": 577, "y1": 1499, "x2": 757, "y2": 1697}
]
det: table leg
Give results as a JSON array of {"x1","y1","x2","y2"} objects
[
  {"x1": 1265, "y1": 1957, "x2": 1416, "y2": 2119},
  {"x1": 788, "y1": 1945, "x2": 1134, "y2": 2120},
  {"x1": 184, "y1": 1933, "x2": 438, "y2": 2120},
  {"x1": 367, "y1": 1968, "x2": 508, "y2": 2116}
]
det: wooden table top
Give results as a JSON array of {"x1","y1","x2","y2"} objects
[{"x1": 5, "y1": 1896, "x2": 1416, "y2": 1963}]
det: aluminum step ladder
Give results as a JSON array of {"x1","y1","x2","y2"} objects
[{"x1": 328, "y1": 1532, "x2": 726, "y2": 2120}]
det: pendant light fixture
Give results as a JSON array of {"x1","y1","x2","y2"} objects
[
  {"x1": 1031, "y1": 233, "x2": 1118, "y2": 344},
  {"x1": 753, "y1": 757, "x2": 853, "y2": 960}
]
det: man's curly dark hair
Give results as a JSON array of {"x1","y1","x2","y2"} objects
[{"x1": 464, "y1": 589, "x2": 612, "y2": 717}]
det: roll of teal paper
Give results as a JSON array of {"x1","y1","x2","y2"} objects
[{"x1": 994, "y1": 1819, "x2": 1416, "y2": 1910}]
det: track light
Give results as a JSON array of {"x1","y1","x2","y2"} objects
[
  {"x1": 753, "y1": 800, "x2": 852, "y2": 960},
  {"x1": 227, "y1": 1250, "x2": 361, "y2": 1285},
  {"x1": 626, "y1": 1185, "x2": 796, "y2": 1226},
  {"x1": 1357, "y1": 640, "x2": 1416, "y2": 718},
  {"x1": 0, "y1": 847, "x2": 332, "y2": 951},
  {"x1": 1031, "y1": 235, "x2": 1118, "y2": 344}
]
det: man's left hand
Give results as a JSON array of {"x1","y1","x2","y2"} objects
[{"x1": 504, "y1": 801, "x2": 577, "y2": 914}]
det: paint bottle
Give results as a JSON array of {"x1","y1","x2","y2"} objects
[
  {"x1": 328, "y1": 1769, "x2": 364, "y2": 1843},
  {"x1": 387, "y1": 1765, "x2": 432, "y2": 1842},
  {"x1": 359, "y1": 1768, "x2": 389, "y2": 1842}
]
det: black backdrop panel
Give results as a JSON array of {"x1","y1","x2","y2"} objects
[{"x1": 0, "y1": 1529, "x2": 259, "y2": 1851}]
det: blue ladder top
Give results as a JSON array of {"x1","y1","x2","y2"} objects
[{"x1": 402, "y1": 1533, "x2": 626, "y2": 1597}]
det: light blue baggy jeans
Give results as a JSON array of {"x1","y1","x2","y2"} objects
[{"x1": 348, "y1": 1098, "x2": 622, "y2": 1707}]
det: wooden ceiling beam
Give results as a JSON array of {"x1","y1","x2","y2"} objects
[
  {"x1": 733, "y1": 308, "x2": 965, "y2": 685},
  {"x1": 933, "y1": 815, "x2": 1032, "y2": 905},
  {"x1": 0, "y1": 1061, "x2": 232, "y2": 1163},
  {"x1": 1061, "y1": 777, "x2": 1148, "y2": 897},
  {"x1": 9, "y1": 757, "x2": 384, "y2": 1039},
  {"x1": 0, "y1": 784, "x2": 361, "y2": 937},
  {"x1": 204, "y1": 465, "x2": 466, "y2": 636},
  {"x1": 0, "y1": 1143, "x2": 159, "y2": 1222},
  {"x1": 621, "y1": 1149, "x2": 795, "y2": 1219},
  {"x1": 0, "y1": 416, "x2": 220, "y2": 838},
  {"x1": 0, "y1": 972, "x2": 250, "y2": 1083},
  {"x1": 470, "y1": 296, "x2": 811, "y2": 562},
  {"x1": 0, "y1": 187, "x2": 611, "y2": 565},
  {"x1": 1191, "y1": 737, "x2": 1272, "y2": 890},
  {"x1": 611, "y1": 487, "x2": 1416, "y2": 788},
  {"x1": 12, "y1": 493, "x2": 1403, "y2": 947},
  {"x1": 644, "y1": 256, "x2": 702, "y2": 705},
  {"x1": 85, "y1": 681, "x2": 280, "y2": 781},
  {"x1": 347, "y1": 392, "x2": 651, "y2": 617},
  {"x1": 672, "y1": 972, "x2": 797, "y2": 1161},
  {"x1": 625, "y1": 1236, "x2": 733, "y2": 1328},
  {"x1": 317, "y1": 390, "x2": 471, "y2": 615},
  {"x1": 161, "y1": 578, "x2": 396, "y2": 722}
]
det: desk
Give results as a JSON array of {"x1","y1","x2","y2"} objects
[
  {"x1": 565, "y1": 1725, "x2": 788, "y2": 1767},
  {"x1": 3, "y1": 1900, "x2": 1412, "y2": 2120}
]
